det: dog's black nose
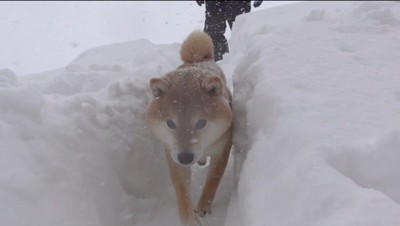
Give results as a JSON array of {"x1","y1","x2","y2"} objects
[{"x1": 177, "y1": 152, "x2": 194, "y2": 165}]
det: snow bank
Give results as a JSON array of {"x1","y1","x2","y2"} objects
[
  {"x1": 225, "y1": 1, "x2": 400, "y2": 226},
  {"x1": 0, "y1": 40, "x2": 182, "y2": 226}
]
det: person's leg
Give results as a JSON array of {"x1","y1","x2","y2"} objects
[
  {"x1": 226, "y1": 1, "x2": 251, "y2": 31},
  {"x1": 204, "y1": 1, "x2": 229, "y2": 61},
  {"x1": 227, "y1": 18, "x2": 234, "y2": 30}
]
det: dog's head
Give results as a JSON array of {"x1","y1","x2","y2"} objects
[{"x1": 146, "y1": 69, "x2": 232, "y2": 166}]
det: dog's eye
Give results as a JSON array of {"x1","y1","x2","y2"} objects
[
  {"x1": 166, "y1": 120, "x2": 176, "y2": 129},
  {"x1": 195, "y1": 119, "x2": 207, "y2": 129}
]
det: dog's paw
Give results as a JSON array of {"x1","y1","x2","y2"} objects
[
  {"x1": 183, "y1": 215, "x2": 203, "y2": 226},
  {"x1": 194, "y1": 203, "x2": 212, "y2": 218}
]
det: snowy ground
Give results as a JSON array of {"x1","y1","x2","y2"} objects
[{"x1": 1, "y1": 1, "x2": 400, "y2": 226}]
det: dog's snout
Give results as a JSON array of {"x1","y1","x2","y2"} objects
[{"x1": 177, "y1": 152, "x2": 194, "y2": 165}]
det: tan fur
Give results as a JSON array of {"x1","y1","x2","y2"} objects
[
  {"x1": 180, "y1": 30, "x2": 214, "y2": 64},
  {"x1": 146, "y1": 31, "x2": 233, "y2": 226}
]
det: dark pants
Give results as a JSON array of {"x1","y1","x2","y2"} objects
[{"x1": 204, "y1": 1, "x2": 251, "y2": 61}]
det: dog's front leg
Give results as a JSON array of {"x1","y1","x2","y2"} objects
[
  {"x1": 195, "y1": 134, "x2": 232, "y2": 217},
  {"x1": 165, "y1": 150, "x2": 201, "y2": 226}
]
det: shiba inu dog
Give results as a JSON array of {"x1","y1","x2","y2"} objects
[{"x1": 146, "y1": 30, "x2": 233, "y2": 226}]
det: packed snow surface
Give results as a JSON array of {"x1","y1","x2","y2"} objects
[{"x1": 1, "y1": 1, "x2": 400, "y2": 226}]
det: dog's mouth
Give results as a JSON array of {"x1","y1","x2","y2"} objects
[{"x1": 197, "y1": 157, "x2": 207, "y2": 166}]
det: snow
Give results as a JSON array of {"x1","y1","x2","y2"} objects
[
  {"x1": 0, "y1": 1, "x2": 295, "y2": 75},
  {"x1": 225, "y1": 1, "x2": 400, "y2": 226},
  {"x1": 1, "y1": 1, "x2": 400, "y2": 226}
]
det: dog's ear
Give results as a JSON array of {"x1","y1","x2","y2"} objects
[
  {"x1": 150, "y1": 78, "x2": 168, "y2": 97},
  {"x1": 202, "y1": 76, "x2": 223, "y2": 96}
]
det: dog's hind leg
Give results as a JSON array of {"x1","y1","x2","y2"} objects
[
  {"x1": 165, "y1": 150, "x2": 202, "y2": 226},
  {"x1": 195, "y1": 133, "x2": 232, "y2": 217}
]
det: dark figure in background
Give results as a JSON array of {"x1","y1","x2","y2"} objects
[{"x1": 196, "y1": 0, "x2": 263, "y2": 61}]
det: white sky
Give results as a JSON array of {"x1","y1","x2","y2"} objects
[{"x1": 0, "y1": 1, "x2": 298, "y2": 75}]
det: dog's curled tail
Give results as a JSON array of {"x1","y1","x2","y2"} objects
[{"x1": 180, "y1": 30, "x2": 214, "y2": 63}]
